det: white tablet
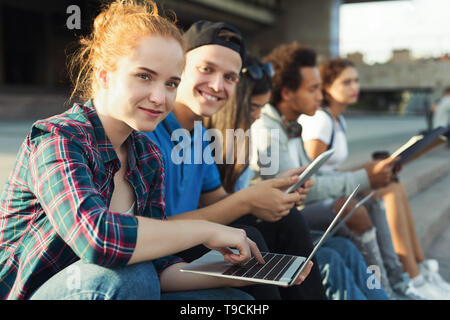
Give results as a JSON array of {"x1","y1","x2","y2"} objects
[{"x1": 285, "y1": 149, "x2": 334, "y2": 194}]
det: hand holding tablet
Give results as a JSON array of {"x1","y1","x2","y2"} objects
[{"x1": 285, "y1": 149, "x2": 335, "y2": 194}]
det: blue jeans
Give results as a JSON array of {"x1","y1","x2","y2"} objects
[
  {"x1": 316, "y1": 237, "x2": 390, "y2": 300},
  {"x1": 29, "y1": 260, "x2": 253, "y2": 300}
]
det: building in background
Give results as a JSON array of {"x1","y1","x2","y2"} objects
[
  {"x1": 345, "y1": 48, "x2": 450, "y2": 118},
  {"x1": 0, "y1": 0, "x2": 437, "y2": 120}
]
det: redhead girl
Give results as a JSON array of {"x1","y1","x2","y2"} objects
[{"x1": 0, "y1": 0, "x2": 262, "y2": 300}]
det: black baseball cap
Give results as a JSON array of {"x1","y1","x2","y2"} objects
[{"x1": 183, "y1": 20, "x2": 246, "y2": 64}]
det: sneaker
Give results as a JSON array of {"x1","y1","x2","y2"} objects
[
  {"x1": 409, "y1": 274, "x2": 449, "y2": 300},
  {"x1": 392, "y1": 273, "x2": 427, "y2": 300},
  {"x1": 403, "y1": 284, "x2": 429, "y2": 300},
  {"x1": 420, "y1": 259, "x2": 450, "y2": 296}
]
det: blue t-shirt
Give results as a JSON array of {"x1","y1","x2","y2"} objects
[
  {"x1": 234, "y1": 166, "x2": 255, "y2": 192},
  {"x1": 145, "y1": 112, "x2": 222, "y2": 216}
]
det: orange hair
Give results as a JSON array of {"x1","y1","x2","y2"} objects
[{"x1": 67, "y1": 0, "x2": 184, "y2": 102}]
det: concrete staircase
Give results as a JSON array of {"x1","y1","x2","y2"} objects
[
  {"x1": 338, "y1": 116, "x2": 450, "y2": 252},
  {"x1": 341, "y1": 142, "x2": 450, "y2": 252},
  {"x1": 398, "y1": 144, "x2": 450, "y2": 251}
]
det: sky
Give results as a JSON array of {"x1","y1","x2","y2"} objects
[{"x1": 339, "y1": 0, "x2": 450, "y2": 64}]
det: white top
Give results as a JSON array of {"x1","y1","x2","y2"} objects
[
  {"x1": 122, "y1": 202, "x2": 136, "y2": 215},
  {"x1": 298, "y1": 109, "x2": 348, "y2": 171}
]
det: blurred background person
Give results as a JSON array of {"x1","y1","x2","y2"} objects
[
  {"x1": 299, "y1": 57, "x2": 450, "y2": 300},
  {"x1": 432, "y1": 87, "x2": 450, "y2": 147}
]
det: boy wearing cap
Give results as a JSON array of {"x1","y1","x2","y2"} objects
[
  {"x1": 149, "y1": 21, "x2": 304, "y2": 222},
  {"x1": 147, "y1": 19, "x2": 394, "y2": 301},
  {"x1": 145, "y1": 20, "x2": 327, "y2": 300}
]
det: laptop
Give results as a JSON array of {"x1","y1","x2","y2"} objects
[
  {"x1": 312, "y1": 190, "x2": 375, "y2": 246},
  {"x1": 180, "y1": 184, "x2": 361, "y2": 287}
]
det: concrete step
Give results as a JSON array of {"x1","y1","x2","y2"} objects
[
  {"x1": 392, "y1": 144, "x2": 450, "y2": 251},
  {"x1": 398, "y1": 144, "x2": 450, "y2": 198},
  {"x1": 341, "y1": 143, "x2": 450, "y2": 251},
  {"x1": 409, "y1": 171, "x2": 450, "y2": 251}
]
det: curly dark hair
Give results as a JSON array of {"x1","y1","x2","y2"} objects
[
  {"x1": 320, "y1": 58, "x2": 355, "y2": 106},
  {"x1": 262, "y1": 42, "x2": 316, "y2": 107}
]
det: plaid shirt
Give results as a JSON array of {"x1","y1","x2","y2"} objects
[{"x1": 0, "y1": 101, "x2": 182, "y2": 299}]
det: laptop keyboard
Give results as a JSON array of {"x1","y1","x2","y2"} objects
[{"x1": 222, "y1": 252, "x2": 298, "y2": 281}]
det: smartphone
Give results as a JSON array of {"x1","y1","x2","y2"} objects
[{"x1": 285, "y1": 149, "x2": 335, "y2": 193}]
